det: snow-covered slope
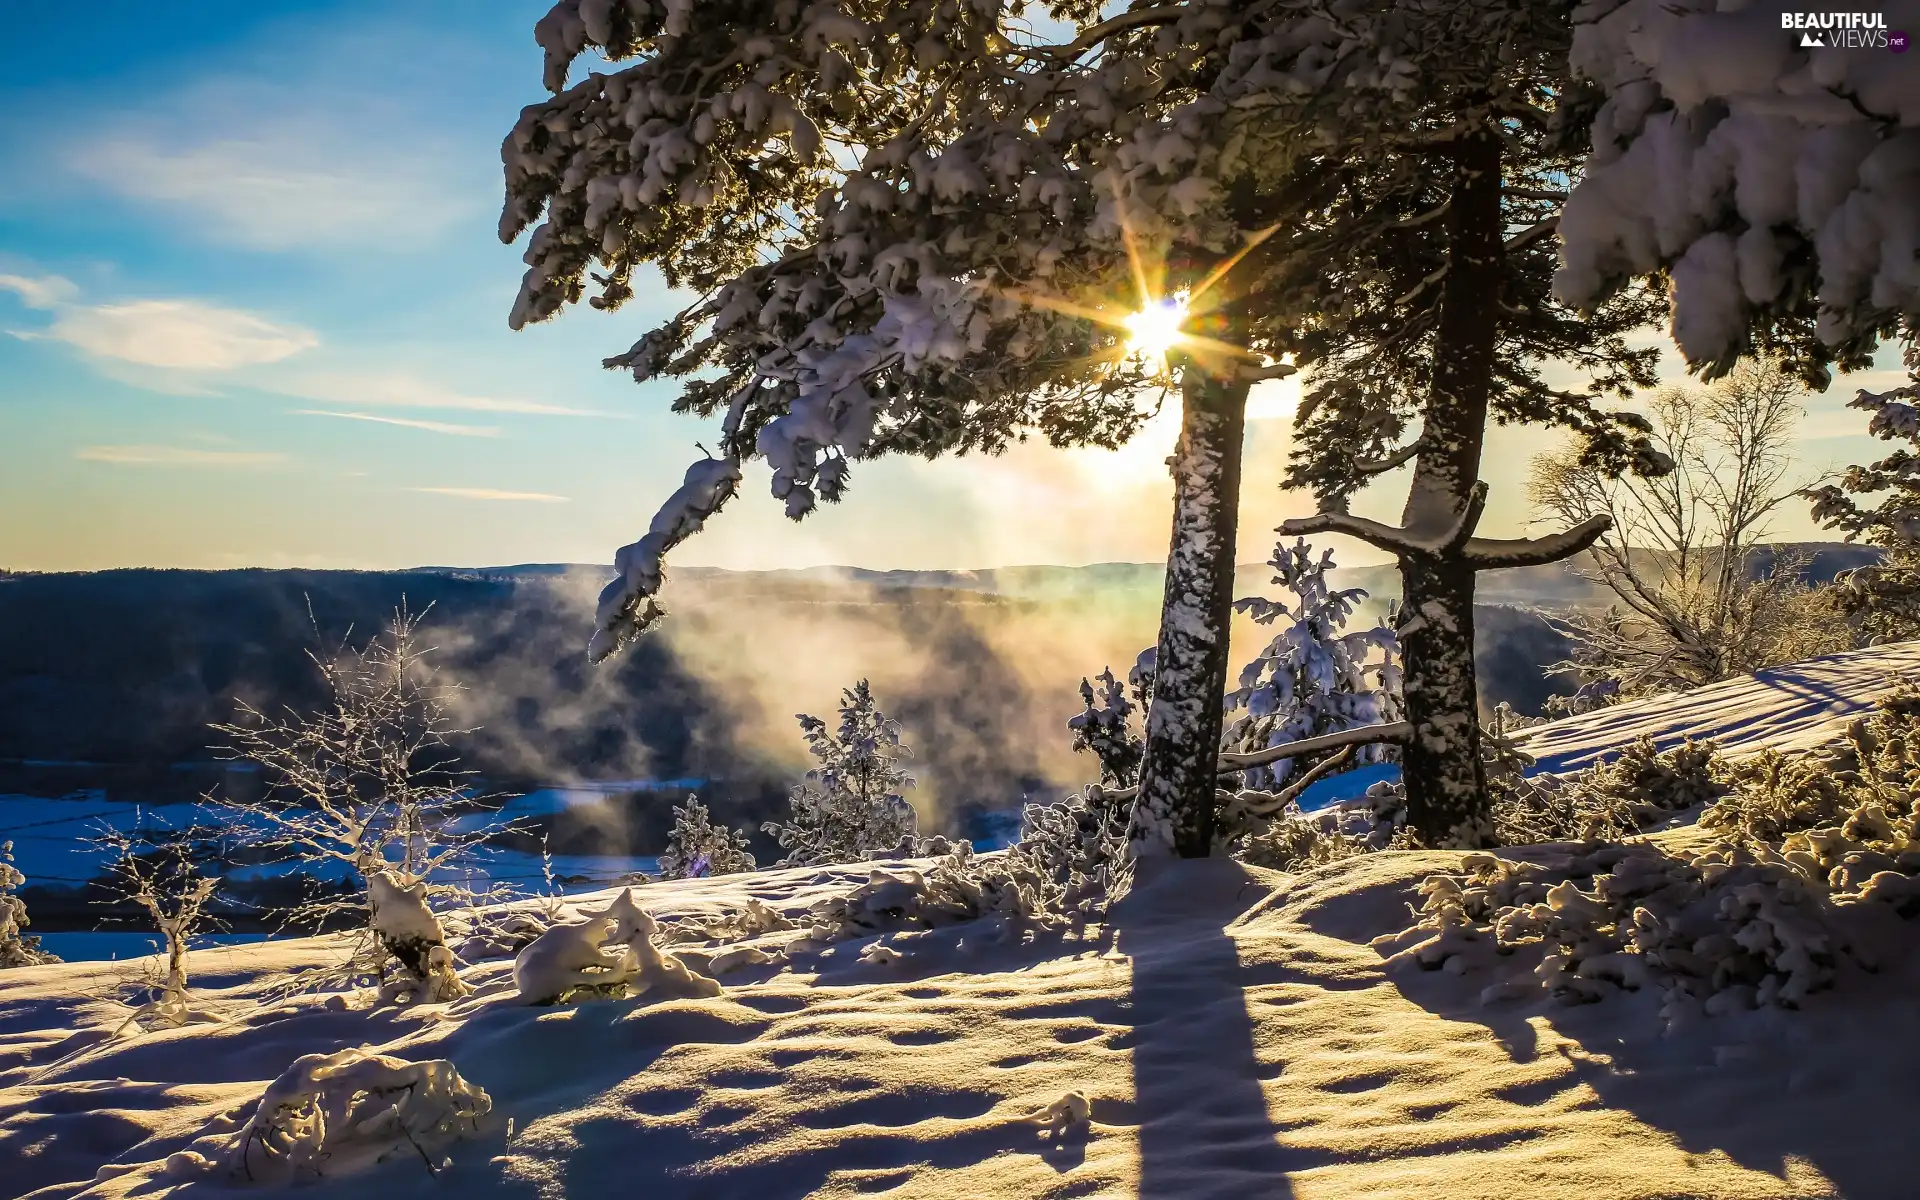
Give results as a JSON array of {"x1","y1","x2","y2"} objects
[
  {"x1": 1516, "y1": 642, "x2": 1920, "y2": 774},
  {"x1": 8, "y1": 649, "x2": 1920, "y2": 1199},
  {"x1": 4, "y1": 847, "x2": 1916, "y2": 1199}
]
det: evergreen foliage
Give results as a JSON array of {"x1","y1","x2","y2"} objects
[
  {"x1": 0, "y1": 840, "x2": 56, "y2": 968},
  {"x1": 656, "y1": 794, "x2": 757, "y2": 879},
  {"x1": 764, "y1": 680, "x2": 919, "y2": 867},
  {"x1": 1224, "y1": 541, "x2": 1401, "y2": 790}
]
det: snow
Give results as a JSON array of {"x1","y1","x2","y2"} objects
[
  {"x1": 1559, "y1": 0, "x2": 1920, "y2": 369},
  {"x1": 1514, "y1": 641, "x2": 1920, "y2": 774},
  {"x1": 9, "y1": 647, "x2": 1920, "y2": 1196},
  {"x1": 5, "y1": 841, "x2": 1919, "y2": 1198}
]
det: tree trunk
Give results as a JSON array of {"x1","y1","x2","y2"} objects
[
  {"x1": 1399, "y1": 126, "x2": 1502, "y2": 845},
  {"x1": 1131, "y1": 367, "x2": 1251, "y2": 859}
]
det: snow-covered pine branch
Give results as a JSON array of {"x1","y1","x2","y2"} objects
[{"x1": 1556, "y1": 0, "x2": 1920, "y2": 380}]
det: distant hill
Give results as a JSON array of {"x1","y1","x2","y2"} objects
[{"x1": 0, "y1": 544, "x2": 1873, "y2": 846}]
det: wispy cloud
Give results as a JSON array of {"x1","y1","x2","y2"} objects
[
  {"x1": 408, "y1": 486, "x2": 570, "y2": 503},
  {"x1": 294, "y1": 409, "x2": 500, "y2": 437},
  {"x1": 268, "y1": 371, "x2": 612, "y2": 417},
  {"x1": 0, "y1": 273, "x2": 78, "y2": 310},
  {"x1": 77, "y1": 444, "x2": 287, "y2": 468},
  {"x1": 40, "y1": 299, "x2": 317, "y2": 370},
  {"x1": 60, "y1": 53, "x2": 479, "y2": 253}
]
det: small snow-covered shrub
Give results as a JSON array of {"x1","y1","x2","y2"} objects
[
  {"x1": 211, "y1": 1048, "x2": 491, "y2": 1185},
  {"x1": 368, "y1": 872, "x2": 468, "y2": 1004},
  {"x1": 95, "y1": 823, "x2": 223, "y2": 1027},
  {"x1": 1706, "y1": 688, "x2": 1920, "y2": 851},
  {"x1": 655, "y1": 794, "x2": 756, "y2": 879},
  {"x1": 1224, "y1": 540, "x2": 1401, "y2": 791},
  {"x1": 795, "y1": 842, "x2": 1071, "y2": 951},
  {"x1": 512, "y1": 888, "x2": 720, "y2": 1005},
  {"x1": 0, "y1": 840, "x2": 56, "y2": 968},
  {"x1": 764, "y1": 680, "x2": 920, "y2": 867},
  {"x1": 1389, "y1": 843, "x2": 1874, "y2": 1018},
  {"x1": 1236, "y1": 813, "x2": 1369, "y2": 873},
  {"x1": 1492, "y1": 738, "x2": 1728, "y2": 847},
  {"x1": 1007, "y1": 785, "x2": 1131, "y2": 916}
]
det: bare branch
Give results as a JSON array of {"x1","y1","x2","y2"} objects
[
  {"x1": 1353, "y1": 438, "x2": 1423, "y2": 477},
  {"x1": 1278, "y1": 481, "x2": 1486, "y2": 559},
  {"x1": 1462, "y1": 514, "x2": 1612, "y2": 569},
  {"x1": 1238, "y1": 361, "x2": 1298, "y2": 383}
]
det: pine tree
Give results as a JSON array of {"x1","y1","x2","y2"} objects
[
  {"x1": 1807, "y1": 345, "x2": 1920, "y2": 641},
  {"x1": 1067, "y1": 650, "x2": 1155, "y2": 790},
  {"x1": 0, "y1": 840, "x2": 57, "y2": 968},
  {"x1": 502, "y1": 0, "x2": 1664, "y2": 852},
  {"x1": 764, "y1": 680, "x2": 920, "y2": 867},
  {"x1": 1225, "y1": 542, "x2": 1402, "y2": 791},
  {"x1": 656, "y1": 794, "x2": 757, "y2": 879}
]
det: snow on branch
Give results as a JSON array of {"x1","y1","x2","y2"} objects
[
  {"x1": 1558, "y1": 0, "x2": 1920, "y2": 374},
  {"x1": 1461, "y1": 514, "x2": 1613, "y2": 569},
  {"x1": 591, "y1": 456, "x2": 742, "y2": 662},
  {"x1": 1278, "y1": 482, "x2": 1488, "y2": 558},
  {"x1": 1215, "y1": 720, "x2": 1412, "y2": 773}
]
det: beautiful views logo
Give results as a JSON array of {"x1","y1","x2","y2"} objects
[{"x1": 1782, "y1": 11, "x2": 1893, "y2": 48}]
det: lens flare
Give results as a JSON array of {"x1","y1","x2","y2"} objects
[{"x1": 1123, "y1": 295, "x2": 1189, "y2": 373}]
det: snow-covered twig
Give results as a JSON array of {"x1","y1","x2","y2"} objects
[{"x1": 1216, "y1": 721, "x2": 1412, "y2": 772}]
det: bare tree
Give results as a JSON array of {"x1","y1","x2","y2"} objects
[
  {"x1": 94, "y1": 819, "x2": 222, "y2": 1029},
  {"x1": 1528, "y1": 358, "x2": 1847, "y2": 697},
  {"x1": 210, "y1": 604, "x2": 508, "y2": 984}
]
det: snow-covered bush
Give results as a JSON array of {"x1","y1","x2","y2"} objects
[
  {"x1": 655, "y1": 794, "x2": 756, "y2": 880},
  {"x1": 1236, "y1": 814, "x2": 1369, "y2": 874},
  {"x1": 1225, "y1": 540, "x2": 1401, "y2": 790},
  {"x1": 1067, "y1": 653, "x2": 1153, "y2": 789},
  {"x1": 1705, "y1": 686, "x2": 1920, "y2": 854},
  {"x1": 209, "y1": 1048, "x2": 491, "y2": 1185},
  {"x1": 1491, "y1": 738, "x2": 1728, "y2": 847},
  {"x1": 0, "y1": 840, "x2": 56, "y2": 968},
  {"x1": 1388, "y1": 844, "x2": 1868, "y2": 1018},
  {"x1": 1392, "y1": 691, "x2": 1920, "y2": 1021},
  {"x1": 764, "y1": 680, "x2": 920, "y2": 867},
  {"x1": 1004, "y1": 785, "x2": 1132, "y2": 918},
  {"x1": 795, "y1": 842, "x2": 1069, "y2": 947},
  {"x1": 512, "y1": 888, "x2": 720, "y2": 1005},
  {"x1": 367, "y1": 872, "x2": 468, "y2": 1004}
]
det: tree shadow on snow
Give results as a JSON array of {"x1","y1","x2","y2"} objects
[{"x1": 1112, "y1": 858, "x2": 1301, "y2": 1200}]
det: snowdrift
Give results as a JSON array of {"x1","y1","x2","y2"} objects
[{"x1": 3, "y1": 846, "x2": 1916, "y2": 1198}]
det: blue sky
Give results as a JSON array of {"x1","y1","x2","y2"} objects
[{"x1": 0, "y1": 1, "x2": 1901, "y2": 573}]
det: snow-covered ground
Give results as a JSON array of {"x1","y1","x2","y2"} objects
[
  {"x1": 6, "y1": 646, "x2": 1920, "y2": 1199},
  {"x1": 4, "y1": 847, "x2": 1914, "y2": 1199},
  {"x1": 1515, "y1": 642, "x2": 1920, "y2": 773}
]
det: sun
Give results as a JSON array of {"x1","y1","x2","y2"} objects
[{"x1": 1123, "y1": 295, "x2": 1190, "y2": 372}]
